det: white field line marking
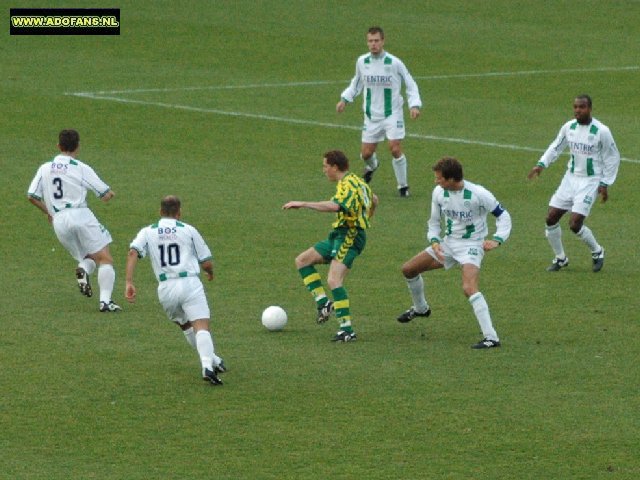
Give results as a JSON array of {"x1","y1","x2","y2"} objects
[
  {"x1": 68, "y1": 92, "x2": 640, "y2": 164},
  {"x1": 69, "y1": 66, "x2": 640, "y2": 96}
]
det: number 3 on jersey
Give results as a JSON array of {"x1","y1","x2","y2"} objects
[{"x1": 52, "y1": 177, "x2": 64, "y2": 199}]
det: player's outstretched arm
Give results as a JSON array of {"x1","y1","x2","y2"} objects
[
  {"x1": 125, "y1": 249, "x2": 139, "y2": 303},
  {"x1": 283, "y1": 200, "x2": 339, "y2": 212}
]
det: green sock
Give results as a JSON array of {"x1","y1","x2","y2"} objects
[
  {"x1": 299, "y1": 265, "x2": 327, "y2": 307},
  {"x1": 332, "y1": 286, "x2": 352, "y2": 331}
]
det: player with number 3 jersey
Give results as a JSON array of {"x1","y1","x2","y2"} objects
[{"x1": 27, "y1": 129, "x2": 120, "y2": 313}]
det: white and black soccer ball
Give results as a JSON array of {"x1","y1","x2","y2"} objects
[{"x1": 261, "y1": 306, "x2": 287, "y2": 331}]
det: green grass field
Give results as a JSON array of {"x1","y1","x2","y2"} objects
[{"x1": 3, "y1": 1, "x2": 640, "y2": 478}]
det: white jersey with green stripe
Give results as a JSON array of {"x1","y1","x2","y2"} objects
[
  {"x1": 538, "y1": 118, "x2": 620, "y2": 186},
  {"x1": 340, "y1": 51, "x2": 421, "y2": 121},
  {"x1": 129, "y1": 218, "x2": 212, "y2": 282},
  {"x1": 428, "y1": 180, "x2": 511, "y2": 244},
  {"x1": 27, "y1": 154, "x2": 111, "y2": 215}
]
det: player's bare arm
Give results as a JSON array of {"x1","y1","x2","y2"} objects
[
  {"x1": 369, "y1": 194, "x2": 379, "y2": 218},
  {"x1": 527, "y1": 165, "x2": 543, "y2": 180},
  {"x1": 124, "y1": 249, "x2": 139, "y2": 303},
  {"x1": 283, "y1": 200, "x2": 340, "y2": 212},
  {"x1": 201, "y1": 260, "x2": 214, "y2": 281},
  {"x1": 28, "y1": 196, "x2": 52, "y2": 222}
]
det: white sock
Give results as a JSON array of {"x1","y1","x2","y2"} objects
[
  {"x1": 545, "y1": 224, "x2": 566, "y2": 259},
  {"x1": 576, "y1": 225, "x2": 601, "y2": 253},
  {"x1": 392, "y1": 154, "x2": 408, "y2": 188},
  {"x1": 97, "y1": 264, "x2": 115, "y2": 303},
  {"x1": 469, "y1": 292, "x2": 498, "y2": 341},
  {"x1": 196, "y1": 330, "x2": 215, "y2": 370},
  {"x1": 406, "y1": 275, "x2": 429, "y2": 313},
  {"x1": 183, "y1": 327, "x2": 197, "y2": 349},
  {"x1": 362, "y1": 152, "x2": 379, "y2": 172}
]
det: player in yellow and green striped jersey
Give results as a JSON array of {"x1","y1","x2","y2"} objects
[{"x1": 283, "y1": 150, "x2": 378, "y2": 342}]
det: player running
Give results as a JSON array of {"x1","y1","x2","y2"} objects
[
  {"x1": 125, "y1": 196, "x2": 225, "y2": 385},
  {"x1": 27, "y1": 129, "x2": 120, "y2": 312}
]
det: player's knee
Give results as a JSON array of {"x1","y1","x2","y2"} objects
[
  {"x1": 93, "y1": 250, "x2": 113, "y2": 265},
  {"x1": 462, "y1": 284, "x2": 477, "y2": 298},
  {"x1": 569, "y1": 221, "x2": 583, "y2": 234},
  {"x1": 401, "y1": 262, "x2": 417, "y2": 278},
  {"x1": 294, "y1": 255, "x2": 306, "y2": 269},
  {"x1": 545, "y1": 216, "x2": 558, "y2": 227}
]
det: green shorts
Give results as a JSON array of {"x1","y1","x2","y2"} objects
[{"x1": 314, "y1": 227, "x2": 366, "y2": 269}]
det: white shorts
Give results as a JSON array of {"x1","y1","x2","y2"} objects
[
  {"x1": 549, "y1": 175, "x2": 599, "y2": 217},
  {"x1": 157, "y1": 277, "x2": 210, "y2": 325},
  {"x1": 52, "y1": 208, "x2": 112, "y2": 262},
  {"x1": 361, "y1": 112, "x2": 406, "y2": 143},
  {"x1": 426, "y1": 238, "x2": 484, "y2": 269}
]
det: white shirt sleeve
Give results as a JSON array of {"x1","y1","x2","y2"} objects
[
  {"x1": 492, "y1": 207, "x2": 512, "y2": 244},
  {"x1": 538, "y1": 123, "x2": 569, "y2": 168},
  {"x1": 397, "y1": 59, "x2": 422, "y2": 109},
  {"x1": 129, "y1": 228, "x2": 149, "y2": 258},
  {"x1": 426, "y1": 188, "x2": 442, "y2": 243},
  {"x1": 599, "y1": 127, "x2": 621, "y2": 186},
  {"x1": 477, "y1": 185, "x2": 512, "y2": 244},
  {"x1": 340, "y1": 60, "x2": 364, "y2": 103},
  {"x1": 27, "y1": 166, "x2": 44, "y2": 199},
  {"x1": 189, "y1": 226, "x2": 213, "y2": 262},
  {"x1": 80, "y1": 163, "x2": 111, "y2": 197}
]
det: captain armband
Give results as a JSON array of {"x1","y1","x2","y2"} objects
[{"x1": 491, "y1": 204, "x2": 505, "y2": 217}]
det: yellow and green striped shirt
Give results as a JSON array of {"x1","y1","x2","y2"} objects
[{"x1": 331, "y1": 172, "x2": 373, "y2": 229}]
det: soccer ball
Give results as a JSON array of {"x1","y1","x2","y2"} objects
[{"x1": 261, "y1": 306, "x2": 288, "y2": 331}]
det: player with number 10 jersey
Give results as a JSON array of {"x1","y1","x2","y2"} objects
[{"x1": 129, "y1": 218, "x2": 212, "y2": 283}]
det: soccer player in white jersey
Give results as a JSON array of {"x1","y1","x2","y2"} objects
[
  {"x1": 27, "y1": 129, "x2": 121, "y2": 312},
  {"x1": 336, "y1": 26, "x2": 422, "y2": 197},
  {"x1": 125, "y1": 196, "x2": 225, "y2": 385},
  {"x1": 528, "y1": 94, "x2": 620, "y2": 272},
  {"x1": 397, "y1": 157, "x2": 512, "y2": 349}
]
